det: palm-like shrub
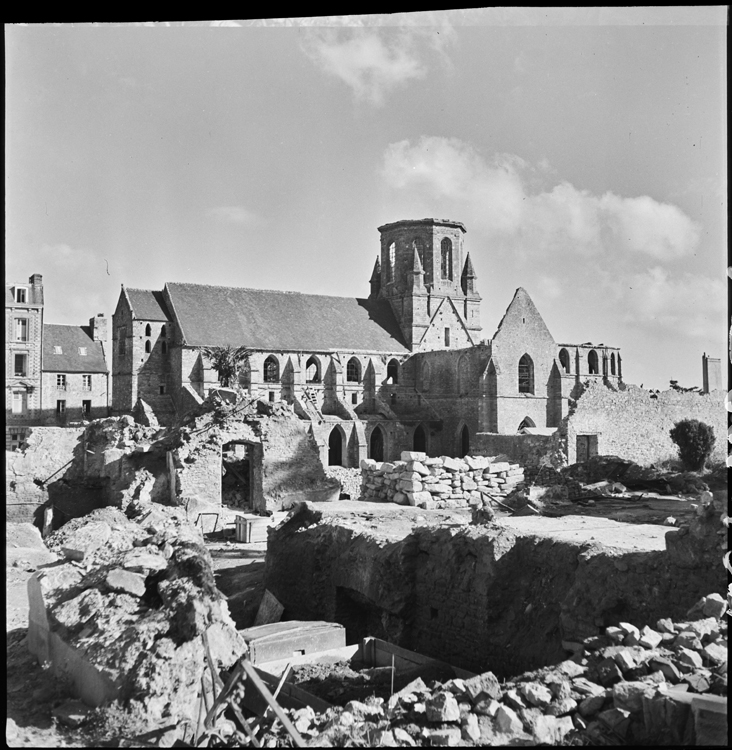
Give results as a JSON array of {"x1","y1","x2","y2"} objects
[
  {"x1": 200, "y1": 346, "x2": 251, "y2": 388},
  {"x1": 669, "y1": 419, "x2": 716, "y2": 471}
]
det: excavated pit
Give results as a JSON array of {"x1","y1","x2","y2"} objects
[{"x1": 264, "y1": 502, "x2": 725, "y2": 681}]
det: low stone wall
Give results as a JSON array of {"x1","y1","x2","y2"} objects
[{"x1": 360, "y1": 451, "x2": 525, "y2": 510}]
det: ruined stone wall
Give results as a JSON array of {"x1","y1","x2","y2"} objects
[
  {"x1": 6, "y1": 427, "x2": 86, "y2": 522},
  {"x1": 564, "y1": 381, "x2": 726, "y2": 466},
  {"x1": 265, "y1": 506, "x2": 726, "y2": 679},
  {"x1": 259, "y1": 415, "x2": 340, "y2": 510},
  {"x1": 473, "y1": 433, "x2": 561, "y2": 468}
]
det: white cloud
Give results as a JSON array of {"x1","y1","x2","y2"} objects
[
  {"x1": 207, "y1": 206, "x2": 262, "y2": 226},
  {"x1": 300, "y1": 27, "x2": 453, "y2": 106},
  {"x1": 380, "y1": 136, "x2": 701, "y2": 260},
  {"x1": 617, "y1": 267, "x2": 725, "y2": 340}
]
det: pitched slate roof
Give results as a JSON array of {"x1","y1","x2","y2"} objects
[
  {"x1": 125, "y1": 288, "x2": 171, "y2": 321},
  {"x1": 43, "y1": 325, "x2": 108, "y2": 373},
  {"x1": 164, "y1": 282, "x2": 409, "y2": 353}
]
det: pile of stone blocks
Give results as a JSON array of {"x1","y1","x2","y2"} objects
[
  {"x1": 245, "y1": 592, "x2": 728, "y2": 746},
  {"x1": 360, "y1": 452, "x2": 525, "y2": 510}
]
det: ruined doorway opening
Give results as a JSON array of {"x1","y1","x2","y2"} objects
[
  {"x1": 370, "y1": 426, "x2": 384, "y2": 462},
  {"x1": 413, "y1": 424, "x2": 426, "y2": 453},
  {"x1": 335, "y1": 587, "x2": 390, "y2": 645},
  {"x1": 459, "y1": 425, "x2": 470, "y2": 457},
  {"x1": 222, "y1": 441, "x2": 253, "y2": 510},
  {"x1": 576, "y1": 434, "x2": 598, "y2": 463},
  {"x1": 328, "y1": 427, "x2": 343, "y2": 466}
]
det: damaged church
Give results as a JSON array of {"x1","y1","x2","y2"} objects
[{"x1": 110, "y1": 218, "x2": 623, "y2": 468}]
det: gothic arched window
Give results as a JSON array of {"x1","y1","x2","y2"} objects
[
  {"x1": 305, "y1": 356, "x2": 321, "y2": 383},
  {"x1": 440, "y1": 238, "x2": 453, "y2": 280},
  {"x1": 588, "y1": 350, "x2": 599, "y2": 375},
  {"x1": 388, "y1": 242, "x2": 396, "y2": 282},
  {"x1": 346, "y1": 357, "x2": 361, "y2": 383},
  {"x1": 145, "y1": 323, "x2": 152, "y2": 337},
  {"x1": 386, "y1": 359, "x2": 399, "y2": 384},
  {"x1": 559, "y1": 348, "x2": 571, "y2": 374},
  {"x1": 610, "y1": 352, "x2": 616, "y2": 376},
  {"x1": 518, "y1": 354, "x2": 534, "y2": 394},
  {"x1": 264, "y1": 356, "x2": 280, "y2": 383},
  {"x1": 144, "y1": 340, "x2": 151, "y2": 354}
]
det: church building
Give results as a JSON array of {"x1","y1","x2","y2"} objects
[{"x1": 111, "y1": 219, "x2": 622, "y2": 467}]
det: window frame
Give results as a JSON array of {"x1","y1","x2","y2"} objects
[
  {"x1": 518, "y1": 354, "x2": 535, "y2": 394},
  {"x1": 14, "y1": 318, "x2": 28, "y2": 342},
  {"x1": 346, "y1": 357, "x2": 361, "y2": 383},
  {"x1": 57, "y1": 374, "x2": 67, "y2": 390},
  {"x1": 263, "y1": 356, "x2": 280, "y2": 383},
  {"x1": 440, "y1": 237, "x2": 453, "y2": 280},
  {"x1": 14, "y1": 353, "x2": 28, "y2": 377},
  {"x1": 15, "y1": 287, "x2": 27, "y2": 304},
  {"x1": 82, "y1": 374, "x2": 92, "y2": 391}
]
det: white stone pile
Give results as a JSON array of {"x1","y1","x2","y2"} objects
[{"x1": 360, "y1": 452, "x2": 525, "y2": 510}]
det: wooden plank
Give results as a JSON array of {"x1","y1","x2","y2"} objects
[
  {"x1": 241, "y1": 660, "x2": 306, "y2": 748},
  {"x1": 363, "y1": 637, "x2": 476, "y2": 679},
  {"x1": 240, "y1": 666, "x2": 332, "y2": 716}
]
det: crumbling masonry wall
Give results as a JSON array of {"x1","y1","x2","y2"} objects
[
  {"x1": 563, "y1": 381, "x2": 726, "y2": 466},
  {"x1": 264, "y1": 505, "x2": 726, "y2": 679}
]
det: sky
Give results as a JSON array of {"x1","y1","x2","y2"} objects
[{"x1": 6, "y1": 9, "x2": 727, "y2": 390}]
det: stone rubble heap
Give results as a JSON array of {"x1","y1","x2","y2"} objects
[
  {"x1": 31, "y1": 504, "x2": 247, "y2": 734},
  {"x1": 246, "y1": 592, "x2": 727, "y2": 747},
  {"x1": 360, "y1": 452, "x2": 525, "y2": 511}
]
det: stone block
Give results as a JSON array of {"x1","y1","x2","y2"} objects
[
  {"x1": 503, "y1": 688, "x2": 525, "y2": 710},
  {"x1": 649, "y1": 656, "x2": 681, "y2": 683},
  {"x1": 408, "y1": 461, "x2": 430, "y2": 477},
  {"x1": 598, "y1": 707, "x2": 632, "y2": 740},
  {"x1": 398, "y1": 479, "x2": 423, "y2": 493},
  {"x1": 612, "y1": 680, "x2": 656, "y2": 713},
  {"x1": 473, "y1": 697, "x2": 500, "y2": 716},
  {"x1": 442, "y1": 457, "x2": 462, "y2": 472},
  {"x1": 676, "y1": 647, "x2": 704, "y2": 671},
  {"x1": 656, "y1": 617, "x2": 675, "y2": 634},
  {"x1": 424, "y1": 727, "x2": 460, "y2": 746},
  {"x1": 597, "y1": 657, "x2": 624, "y2": 686},
  {"x1": 409, "y1": 491, "x2": 432, "y2": 507},
  {"x1": 461, "y1": 713, "x2": 481, "y2": 742},
  {"x1": 495, "y1": 704, "x2": 523, "y2": 734},
  {"x1": 485, "y1": 462, "x2": 510, "y2": 474},
  {"x1": 121, "y1": 549, "x2": 168, "y2": 574},
  {"x1": 605, "y1": 626, "x2": 625, "y2": 644},
  {"x1": 691, "y1": 694, "x2": 728, "y2": 746},
  {"x1": 613, "y1": 648, "x2": 636, "y2": 673},
  {"x1": 639, "y1": 626, "x2": 663, "y2": 650},
  {"x1": 519, "y1": 681, "x2": 552, "y2": 708},
  {"x1": 674, "y1": 631, "x2": 703, "y2": 651},
  {"x1": 393, "y1": 492, "x2": 408, "y2": 506},
  {"x1": 463, "y1": 671, "x2": 501, "y2": 703},
  {"x1": 105, "y1": 568, "x2": 146, "y2": 597},
  {"x1": 401, "y1": 451, "x2": 426, "y2": 462},
  {"x1": 578, "y1": 693, "x2": 606, "y2": 717},
  {"x1": 546, "y1": 698, "x2": 577, "y2": 716},
  {"x1": 702, "y1": 593, "x2": 727, "y2": 620},
  {"x1": 702, "y1": 641, "x2": 727, "y2": 666},
  {"x1": 425, "y1": 692, "x2": 460, "y2": 723}
]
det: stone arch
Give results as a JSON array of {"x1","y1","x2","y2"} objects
[
  {"x1": 413, "y1": 424, "x2": 427, "y2": 453},
  {"x1": 305, "y1": 355, "x2": 321, "y2": 383},
  {"x1": 518, "y1": 354, "x2": 534, "y2": 394},
  {"x1": 386, "y1": 358, "x2": 399, "y2": 385},
  {"x1": 518, "y1": 416, "x2": 536, "y2": 432},
  {"x1": 144, "y1": 339, "x2": 151, "y2": 354},
  {"x1": 610, "y1": 352, "x2": 616, "y2": 376},
  {"x1": 440, "y1": 237, "x2": 453, "y2": 280},
  {"x1": 456, "y1": 422, "x2": 470, "y2": 457},
  {"x1": 457, "y1": 353, "x2": 471, "y2": 396},
  {"x1": 145, "y1": 323, "x2": 152, "y2": 337},
  {"x1": 263, "y1": 355, "x2": 280, "y2": 383},
  {"x1": 559, "y1": 348, "x2": 571, "y2": 374},
  {"x1": 588, "y1": 349, "x2": 599, "y2": 375},
  {"x1": 346, "y1": 357, "x2": 361, "y2": 383},
  {"x1": 328, "y1": 425, "x2": 346, "y2": 466},
  {"x1": 369, "y1": 425, "x2": 385, "y2": 462}
]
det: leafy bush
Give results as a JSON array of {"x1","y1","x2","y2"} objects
[{"x1": 669, "y1": 419, "x2": 716, "y2": 471}]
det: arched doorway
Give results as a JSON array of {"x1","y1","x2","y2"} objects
[
  {"x1": 413, "y1": 424, "x2": 426, "y2": 453},
  {"x1": 370, "y1": 426, "x2": 384, "y2": 462},
  {"x1": 517, "y1": 416, "x2": 536, "y2": 432},
  {"x1": 459, "y1": 425, "x2": 470, "y2": 457},
  {"x1": 328, "y1": 428, "x2": 343, "y2": 466}
]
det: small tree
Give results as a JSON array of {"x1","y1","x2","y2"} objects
[
  {"x1": 200, "y1": 345, "x2": 251, "y2": 388},
  {"x1": 669, "y1": 419, "x2": 716, "y2": 471}
]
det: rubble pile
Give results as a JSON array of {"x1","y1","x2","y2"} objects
[
  {"x1": 242, "y1": 593, "x2": 728, "y2": 747},
  {"x1": 29, "y1": 504, "x2": 247, "y2": 734},
  {"x1": 360, "y1": 452, "x2": 524, "y2": 510},
  {"x1": 324, "y1": 466, "x2": 362, "y2": 500}
]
